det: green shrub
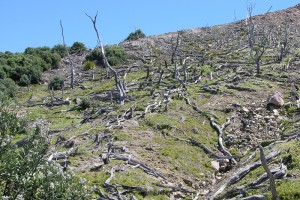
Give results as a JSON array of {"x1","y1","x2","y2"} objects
[
  {"x1": 70, "y1": 41, "x2": 87, "y2": 54},
  {"x1": 85, "y1": 46, "x2": 127, "y2": 66},
  {"x1": 85, "y1": 48, "x2": 101, "y2": 62},
  {"x1": 105, "y1": 45, "x2": 127, "y2": 66},
  {"x1": 79, "y1": 97, "x2": 91, "y2": 110},
  {"x1": 125, "y1": 29, "x2": 146, "y2": 41},
  {"x1": 0, "y1": 78, "x2": 18, "y2": 98},
  {"x1": 0, "y1": 67, "x2": 6, "y2": 79},
  {"x1": 0, "y1": 99, "x2": 91, "y2": 199},
  {"x1": 49, "y1": 76, "x2": 64, "y2": 90},
  {"x1": 83, "y1": 60, "x2": 95, "y2": 71},
  {"x1": 51, "y1": 52, "x2": 61, "y2": 69},
  {"x1": 51, "y1": 44, "x2": 68, "y2": 58},
  {"x1": 19, "y1": 74, "x2": 30, "y2": 86}
]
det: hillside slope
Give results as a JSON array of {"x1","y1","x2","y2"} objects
[{"x1": 16, "y1": 3, "x2": 300, "y2": 199}]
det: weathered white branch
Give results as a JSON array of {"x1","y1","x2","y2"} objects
[{"x1": 60, "y1": 20, "x2": 74, "y2": 89}]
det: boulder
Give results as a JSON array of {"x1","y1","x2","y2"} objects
[{"x1": 267, "y1": 91, "x2": 284, "y2": 107}]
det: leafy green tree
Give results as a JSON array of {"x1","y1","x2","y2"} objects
[
  {"x1": 19, "y1": 74, "x2": 30, "y2": 87},
  {"x1": 51, "y1": 44, "x2": 68, "y2": 58},
  {"x1": 49, "y1": 76, "x2": 64, "y2": 90},
  {"x1": 105, "y1": 45, "x2": 127, "y2": 66},
  {"x1": 85, "y1": 46, "x2": 127, "y2": 66},
  {"x1": 0, "y1": 78, "x2": 18, "y2": 98},
  {"x1": 125, "y1": 29, "x2": 146, "y2": 41},
  {"x1": 70, "y1": 41, "x2": 87, "y2": 54},
  {"x1": 0, "y1": 99, "x2": 91, "y2": 199}
]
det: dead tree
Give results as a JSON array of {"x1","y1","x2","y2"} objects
[
  {"x1": 246, "y1": 5, "x2": 272, "y2": 75},
  {"x1": 259, "y1": 145, "x2": 279, "y2": 200},
  {"x1": 273, "y1": 13, "x2": 291, "y2": 63},
  {"x1": 60, "y1": 20, "x2": 74, "y2": 89},
  {"x1": 86, "y1": 12, "x2": 126, "y2": 104},
  {"x1": 163, "y1": 31, "x2": 181, "y2": 64}
]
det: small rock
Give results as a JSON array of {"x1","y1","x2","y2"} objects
[
  {"x1": 264, "y1": 116, "x2": 271, "y2": 121},
  {"x1": 211, "y1": 160, "x2": 220, "y2": 171},
  {"x1": 192, "y1": 127, "x2": 200, "y2": 134},
  {"x1": 74, "y1": 98, "x2": 81, "y2": 105},
  {"x1": 255, "y1": 107, "x2": 264, "y2": 112},
  {"x1": 242, "y1": 107, "x2": 249, "y2": 113},
  {"x1": 273, "y1": 109, "x2": 279, "y2": 117},
  {"x1": 267, "y1": 91, "x2": 284, "y2": 107},
  {"x1": 255, "y1": 114, "x2": 263, "y2": 119}
]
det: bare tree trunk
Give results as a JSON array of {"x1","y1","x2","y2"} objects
[
  {"x1": 86, "y1": 12, "x2": 126, "y2": 104},
  {"x1": 60, "y1": 20, "x2": 74, "y2": 89}
]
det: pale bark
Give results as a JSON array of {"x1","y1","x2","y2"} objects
[
  {"x1": 86, "y1": 12, "x2": 126, "y2": 104},
  {"x1": 60, "y1": 20, "x2": 74, "y2": 89}
]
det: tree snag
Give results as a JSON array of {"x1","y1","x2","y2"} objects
[
  {"x1": 60, "y1": 20, "x2": 74, "y2": 89},
  {"x1": 259, "y1": 145, "x2": 279, "y2": 200},
  {"x1": 86, "y1": 12, "x2": 126, "y2": 104}
]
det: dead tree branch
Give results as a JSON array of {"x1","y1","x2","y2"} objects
[
  {"x1": 209, "y1": 116, "x2": 236, "y2": 163},
  {"x1": 60, "y1": 20, "x2": 74, "y2": 89},
  {"x1": 259, "y1": 145, "x2": 279, "y2": 200},
  {"x1": 86, "y1": 12, "x2": 126, "y2": 104}
]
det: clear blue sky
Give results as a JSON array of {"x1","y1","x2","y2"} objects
[{"x1": 0, "y1": 0, "x2": 298, "y2": 53}]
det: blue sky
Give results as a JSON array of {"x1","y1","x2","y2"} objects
[{"x1": 0, "y1": 0, "x2": 298, "y2": 53}]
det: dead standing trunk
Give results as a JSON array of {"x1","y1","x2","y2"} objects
[
  {"x1": 86, "y1": 12, "x2": 126, "y2": 104},
  {"x1": 60, "y1": 20, "x2": 74, "y2": 89}
]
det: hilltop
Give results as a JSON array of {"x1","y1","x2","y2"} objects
[{"x1": 2, "y1": 3, "x2": 300, "y2": 200}]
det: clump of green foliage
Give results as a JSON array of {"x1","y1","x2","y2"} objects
[
  {"x1": 125, "y1": 29, "x2": 146, "y2": 41},
  {"x1": 25, "y1": 46, "x2": 61, "y2": 70},
  {"x1": 79, "y1": 97, "x2": 91, "y2": 110},
  {"x1": 83, "y1": 60, "x2": 95, "y2": 71},
  {"x1": 49, "y1": 76, "x2": 64, "y2": 90},
  {"x1": 51, "y1": 44, "x2": 68, "y2": 58},
  {"x1": 0, "y1": 45, "x2": 65, "y2": 87},
  {"x1": 19, "y1": 74, "x2": 31, "y2": 87},
  {"x1": 0, "y1": 99, "x2": 90, "y2": 199},
  {"x1": 0, "y1": 78, "x2": 18, "y2": 98},
  {"x1": 85, "y1": 46, "x2": 127, "y2": 66},
  {"x1": 70, "y1": 41, "x2": 87, "y2": 54}
]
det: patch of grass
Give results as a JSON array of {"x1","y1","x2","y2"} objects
[
  {"x1": 277, "y1": 180, "x2": 300, "y2": 199},
  {"x1": 158, "y1": 139, "x2": 212, "y2": 177},
  {"x1": 114, "y1": 132, "x2": 133, "y2": 141}
]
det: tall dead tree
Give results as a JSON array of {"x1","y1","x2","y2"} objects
[
  {"x1": 246, "y1": 5, "x2": 272, "y2": 75},
  {"x1": 274, "y1": 13, "x2": 291, "y2": 63},
  {"x1": 86, "y1": 12, "x2": 126, "y2": 104},
  {"x1": 60, "y1": 20, "x2": 74, "y2": 89}
]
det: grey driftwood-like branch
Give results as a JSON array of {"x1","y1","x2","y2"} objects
[
  {"x1": 60, "y1": 20, "x2": 74, "y2": 89},
  {"x1": 259, "y1": 145, "x2": 279, "y2": 200},
  {"x1": 209, "y1": 116, "x2": 236, "y2": 163},
  {"x1": 85, "y1": 12, "x2": 126, "y2": 104}
]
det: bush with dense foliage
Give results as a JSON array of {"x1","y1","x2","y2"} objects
[
  {"x1": 0, "y1": 99, "x2": 90, "y2": 199},
  {"x1": 0, "y1": 45, "x2": 64, "y2": 86},
  {"x1": 125, "y1": 29, "x2": 146, "y2": 41},
  {"x1": 70, "y1": 41, "x2": 87, "y2": 54},
  {"x1": 83, "y1": 60, "x2": 95, "y2": 71},
  {"x1": 0, "y1": 78, "x2": 18, "y2": 98},
  {"x1": 85, "y1": 45, "x2": 127, "y2": 66},
  {"x1": 49, "y1": 76, "x2": 64, "y2": 90},
  {"x1": 51, "y1": 44, "x2": 68, "y2": 58},
  {"x1": 19, "y1": 74, "x2": 31, "y2": 87}
]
